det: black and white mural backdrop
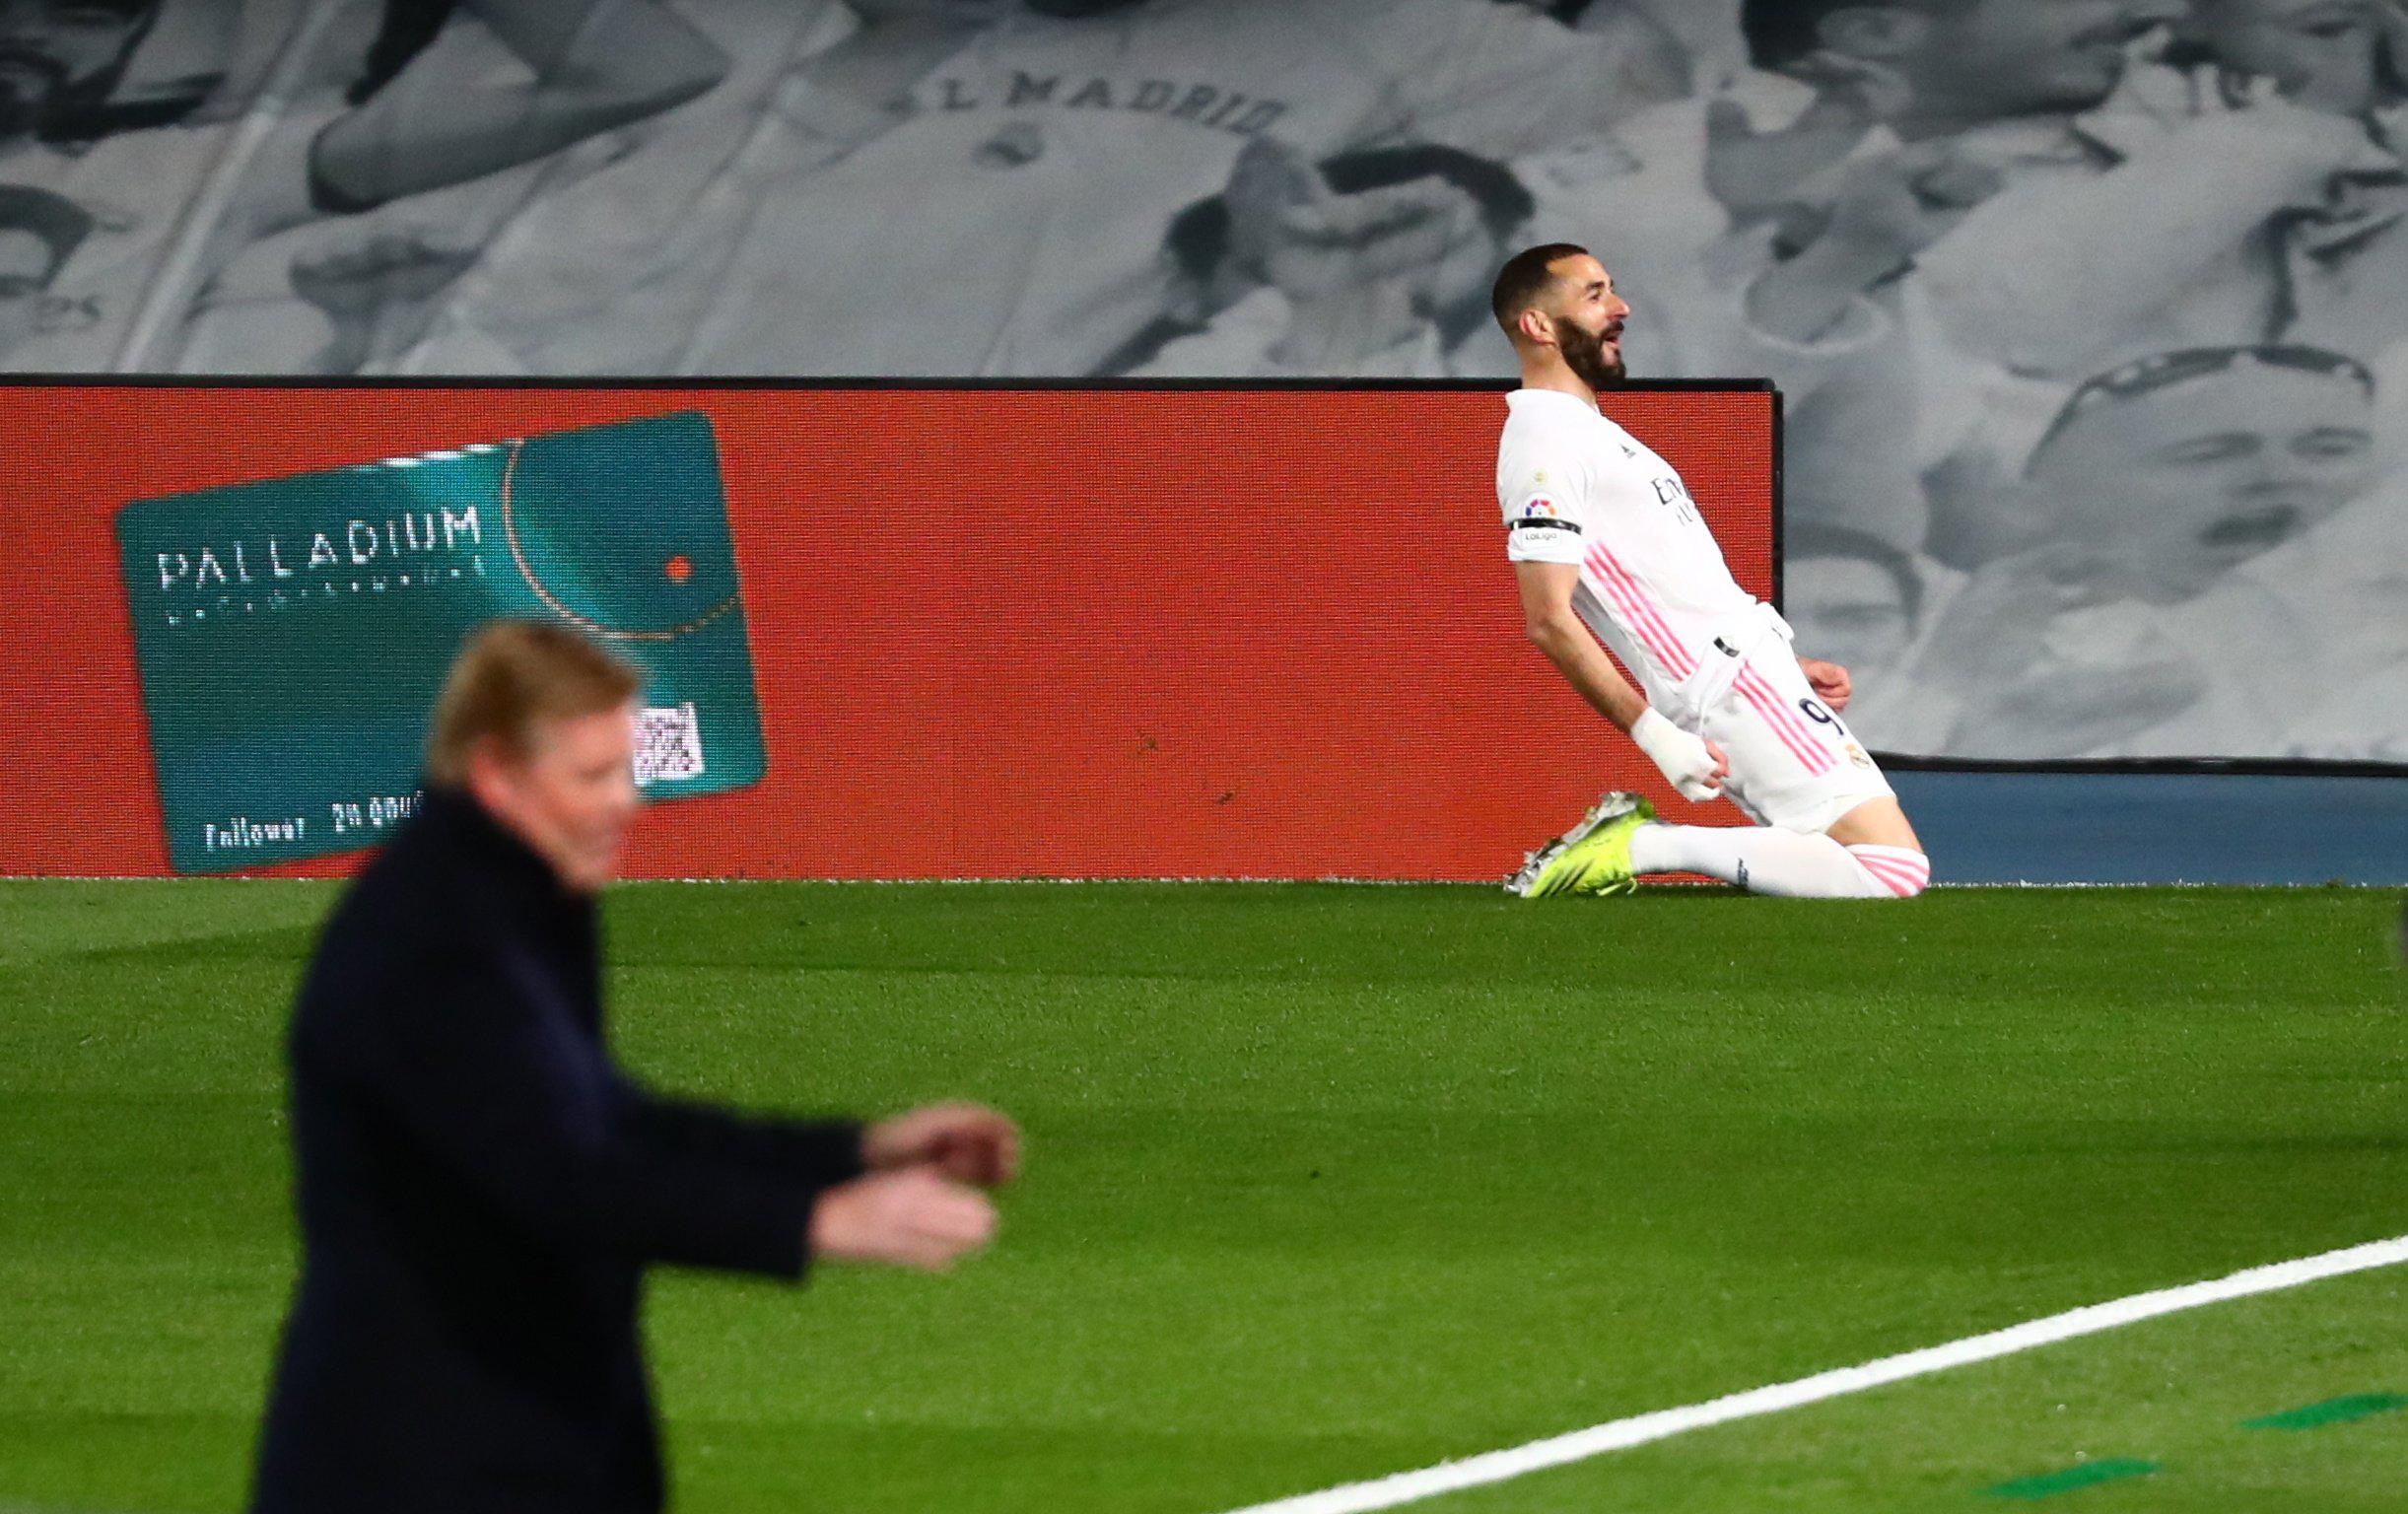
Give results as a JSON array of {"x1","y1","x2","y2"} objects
[{"x1": 5, "y1": 0, "x2": 2401, "y2": 763}]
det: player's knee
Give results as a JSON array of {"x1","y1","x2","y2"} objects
[{"x1": 1846, "y1": 845, "x2": 1929, "y2": 899}]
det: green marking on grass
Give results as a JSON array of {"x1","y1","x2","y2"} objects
[
  {"x1": 2242, "y1": 1393, "x2": 2408, "y2": 1432},
  {"x1": 1983, "y1": 1460, "x2": 2160, "y2": 1500}
]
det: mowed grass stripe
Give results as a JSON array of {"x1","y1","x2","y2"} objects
[{"x1": 0, "y1": 883, "x2": 2401, "y2": 1514}]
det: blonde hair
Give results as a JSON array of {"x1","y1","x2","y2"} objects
[{"x1": 425, "y1": 620, "x2": 640, "y2": 785}]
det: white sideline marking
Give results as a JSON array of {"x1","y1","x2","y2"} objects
[{"x1": 1216, "y1": 1233, "x2": 2408, "y2": 1514}]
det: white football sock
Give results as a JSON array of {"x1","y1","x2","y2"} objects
[
  {"x1": 1626, "y1": 825, "x2": 1929, "y2": 899},
  {"x1": 1845, "y1": 845, "x2": 1932, "y2": 898}
]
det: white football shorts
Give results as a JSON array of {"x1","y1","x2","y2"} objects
[{"x1": 1692, "y1": 652, "x2": 1895, "y2": 835}]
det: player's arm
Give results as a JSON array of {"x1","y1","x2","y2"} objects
[
  {"x1": 1515, "y1": 561, "x2": 1728, "y2": 800},
  {"x1": 1516, "y1": 560, "x2": 1648, "y2": 731},
  {"x1": 307, "y1": 0, "x2": 731, "y2": 216}
]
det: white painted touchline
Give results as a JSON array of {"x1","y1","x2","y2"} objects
[{"x1": 1213, "y1": 1232, "x2": 2408, "y2": 1514}]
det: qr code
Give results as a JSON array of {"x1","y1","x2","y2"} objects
[{"x1": 634, "y1": 704, "x2": 706, "y2": 788}]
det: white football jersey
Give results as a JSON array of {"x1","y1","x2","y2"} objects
[{"x1": 1496, "y1": 386, "x2": 1783, "y2": 723}]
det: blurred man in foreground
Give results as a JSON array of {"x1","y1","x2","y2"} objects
[{"x1": 252, "y1": 619, "x2": 1014, "y2": 1514}]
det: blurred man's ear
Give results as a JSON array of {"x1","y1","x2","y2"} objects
[
  {"x1": 1516, "y1": 307, "x2": 1553, "y2": 350},
  {"x1": 1817, "y1": 5, "x2": 1932, "y2": 63}
]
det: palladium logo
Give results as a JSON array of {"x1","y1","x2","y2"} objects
[
  {"x1": 153, "y1": 504, "x2": 488, "y2": 626},
  {"x1": 141, "y1": 443, "x2": 512, "y2": 629}
]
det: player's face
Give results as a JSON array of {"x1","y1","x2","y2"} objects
[
  {"x1": 2036, "y1": 366, "x2": 2381, "y2": 595},
  {"x1": 2184, "y1": 0, "x2": 2384, "y2": 114},
  {"x1": 1790, "y1": 557, "x2": 1915, "y2": 677},
  {"x1": 474, "y1": 705, "x2": 642, "y2": 895},
  {"x1": 0, "y1": 0, "x2": 152, "y2": 135},
  {"x1": 1545, "y1": 254, "x2": 1630, "y2": 389},
  {"x1": 1906, "y1": 0, "x2": 2184, "y2": 118}
]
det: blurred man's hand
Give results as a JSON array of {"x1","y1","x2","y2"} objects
[
  {"x1": 863, "y1": 1102, "x2": 1019, "y2": 1187},
  {"x1": 809, "y1": 1168, "x2": 998, "y2": 1271}
]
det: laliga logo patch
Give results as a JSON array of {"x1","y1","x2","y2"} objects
[{"x1": 1523, "y1": 498, "x2": 1557, "y2": 518}]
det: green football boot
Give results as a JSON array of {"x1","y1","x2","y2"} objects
[{"x1": 1505, "y1": 791, "x2": 1656, "y2": 899}]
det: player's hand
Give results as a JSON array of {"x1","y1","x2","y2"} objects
[
  {"x1": 1799, "y1": 657, "x2": 1852, "y2": 711},
  {"x1": 1631, "y1": 708, "x2": 1726, "y2": 802},
  {"x1": 862, "y1": 1102, "x2": 1019, "y2": 1188},
  {"x1": 808, "y1": 1167, "x2": 998, "y2": 1272}
]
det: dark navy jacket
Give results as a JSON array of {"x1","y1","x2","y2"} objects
[{"x1": 251, "y1": 788, "x2": 862, "y2": 1513}]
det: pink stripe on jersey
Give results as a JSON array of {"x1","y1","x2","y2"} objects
[
  {"x1": 1584, "y1": 549, "x2": 1695, "y2": 679},
  {"x1": 1579, "y1": 553, "x2": 1664, "y2": 666},
  {"x1": 1581, "y1": 549, "x2": 1667, "y2": 670},
  {"x1": 1736, "y1": 678, "x2": 1825, "y2": 773},
  {"x1": 1610, "y1": 555, "x2": 1698, "y2": 676},
  {"x1": 1588, "y1": 546, "x2": 1696, "y2": 677},
  {"x1": 1744, "y1": 667, "x2": 1839, "y2": 775},
  {"x1": 1736, "y1": 668, "x2": 1832, "y2": 775}
]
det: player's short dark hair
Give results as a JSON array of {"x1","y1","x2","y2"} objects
[
  {"x1": 1490, "y1": 242, "x2": 1590, "y2": 335},
  {"x1": 1787, "y1": 523, "x2": 1925, "y2": 626}
]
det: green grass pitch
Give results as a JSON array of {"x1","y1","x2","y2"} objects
[{"x1": 3, "y1": 880, "x2": 2404, "y2": 1512}]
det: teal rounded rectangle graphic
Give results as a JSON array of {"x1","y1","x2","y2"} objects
[{"x1": 115, "y1": 410, "x2": 765, "y2": 874}]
